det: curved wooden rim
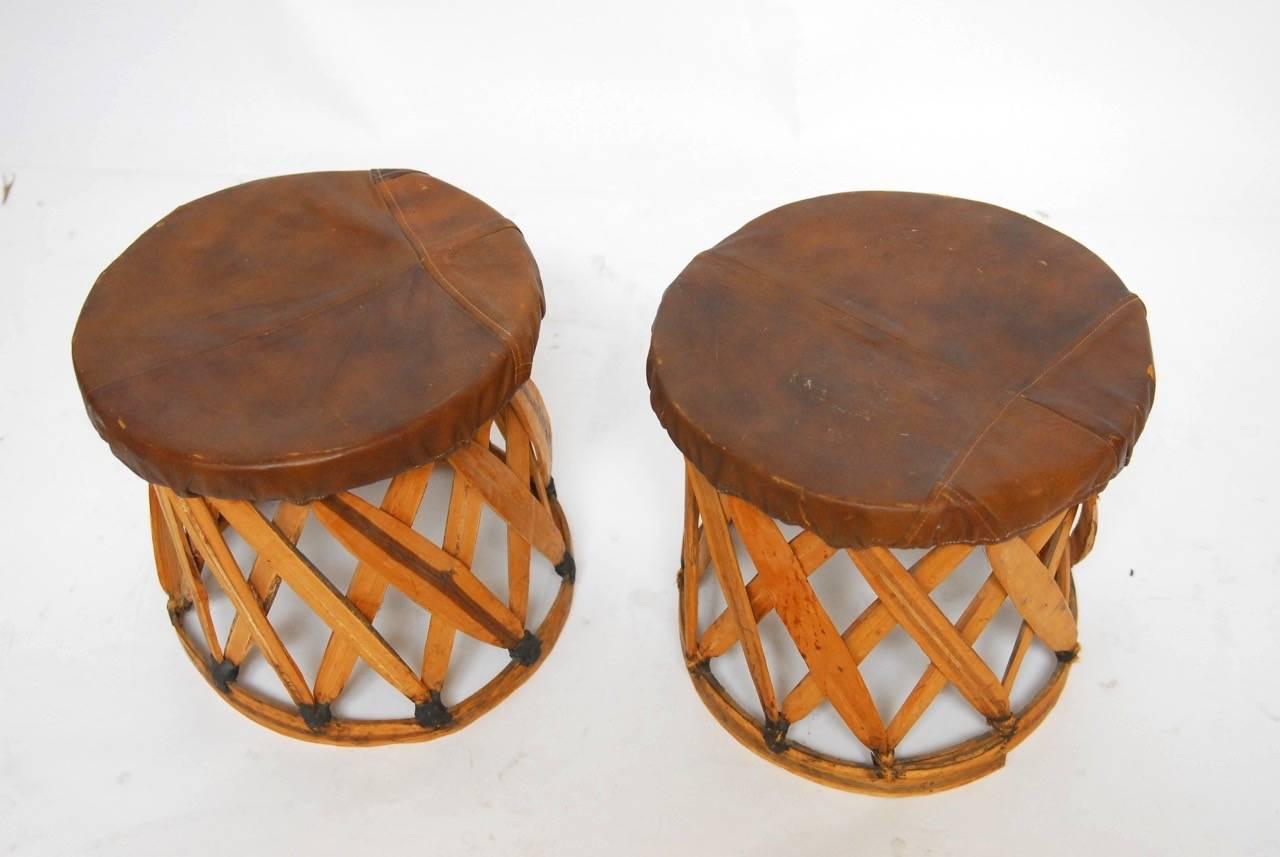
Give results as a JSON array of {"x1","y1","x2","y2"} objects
[
  {"x1": 166, "y1": 492, "x2": 574, "y2": 747},
  {"x1": 681, "y1": 580, "x2": 1077, "y2": 795}
]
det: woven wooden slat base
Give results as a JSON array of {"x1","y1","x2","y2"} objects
[
  {"x1": 149, "y1": 382, "x2": 574, "y2": 746},
  {"x1": 679, "y1": 461, "x2": 1096, "y2": 795}
]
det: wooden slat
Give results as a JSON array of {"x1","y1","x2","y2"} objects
[
  {"x1": 680, "y1": 471, "x2": 701, "y2": 660},
  {"x1": 172, "y1": 495, "x2": 314, "y2": 706},
  {"x1": 421, "y1": 454, "x2": 486, "y2": 692},
  {"x1": 449, "y1": 441, "x2": 566, "y2": 563},
  {"x1": 697, "y1": 529, "x2": 836, "y2": 660},
  {"x1": 149, "y1": 486, "x2": 183, "y2": 602},
  {"x1": 224, "y1": 502, "x2": 309, "y2": 665},
  {"x1": 509, "y1": 383, "x2": 553, "y2": 476},
  {"x1": 1001, "y1": 623, "x2": 1035, "y2": 693},
  {"x1": 311, "y1": 466, "x2": 432, "y2": 703},
  {"x1": 312, "y1": 491, "x2": 523, "y2": 648},
  {"x1": 850, "y1": 546, "x2": 1011, "y2": 721},
  {"x1": 687, "y1": 466, "x2": 780, "y2": 723},
  {"x1": 501, "y1": 416, "x2": 534, "y2": 624},
  {"x1": 986, "y1": 537, "x2": 1077, "y2": 652},
  {"x1": 726, "y1": 496, "x2": 887, "y2": 751},
  {"x1": 211, "y1": 497, "x2": 430, "y2": 703},
  {"x1": 888, "y1": 574, "x2": 1008, "y2": 744},
  {"x1": 155, "y1": 489, "x2": 223, "y2": 662},
  {"x1": 782, "y1": 543, "x2": 972, "y2": 723},
  {"x1": 1070, "y1": 496, "x2": 1098, "y2": 562},
  {"x1": 1003, "y1": 511, "x2": 1075, "y2": 692}
]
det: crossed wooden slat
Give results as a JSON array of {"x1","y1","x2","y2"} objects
[
  {"x1": 682, "y1": 467, "x2": 1089, "y2": 763},
  {"x1": 152, "y1": 382, "x2": 570, "y2": 733}
]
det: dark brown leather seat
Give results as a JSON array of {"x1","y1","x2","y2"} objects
[
  {"x1": 648, "y1": 192, "x2": 1155, "y2": 549},
  {"x1": 73, "y1": 169, "x2": 545, "y2": 501}
]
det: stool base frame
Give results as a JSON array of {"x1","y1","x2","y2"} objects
[
  {"x1": 149, "y1": 382, "x2": 574, "y2": 746},
  {"x1": 678, "y1": 462, "x2": 1098, "y2": 795}
]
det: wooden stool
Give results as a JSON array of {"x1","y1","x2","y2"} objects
[
  {"x1": 72, "y1": 169, "x2": 575, "y2": 745},
  {"x1": 648, "y1": 192, "x2": 1154, "y2": 794}
]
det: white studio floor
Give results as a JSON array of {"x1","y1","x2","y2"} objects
[{"x1": 2, "y1": 2, "x2": 1278, "y2": 855}]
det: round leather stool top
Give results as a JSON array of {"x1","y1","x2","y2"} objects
[
  {"x1": 648, "y1": 192, "x2": 1155, "y2": 549},
  {"x1": 73, "y1": 169, "x2": 544, "y2": 502}
]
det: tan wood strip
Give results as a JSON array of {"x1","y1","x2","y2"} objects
[
  {"x1": 449, "y1": 441, "x2": 566, "y2": 563},
  {"x1": 312, "y1": 491, "x2": 523, "y2": 648},
  {"x1": 224, "y1": 502, "x2": 309, "y2": 665},
  {"x1": 726, "y1": 496, "x2": 887, "y2": 751},
  {"x1": 687, "y1": 466, "x2": 780, "y2": 723},
  {"x1": 781, "y1": 543, "x2": 972, "y2": 723},
  {"x1": 173, "y1": 495, "x2": 314, "y2": 706},
  {"x1": 887, "y1": 574, "x2": 1008, "y2": 744},
  {"x1": 1070, "y1": 496, "x2": 1098, "y2": 562},
  {"x1": 311, "y1": 466, "x2": 432, "y2": 703},
  {"x1": 509, "y1": 383, "x2": 553, "y2": 476},
  {"x1": 680, "y1": 471, "x2": 701, "y2": 660},
  {"x1": 986, "y1": 537, "x2": 1078, "y2": 652},
  {"x1": 501, "y1": 416, "x2": 534, "y2": 624},
  {"x1": 155, "y1": 489, "x2": 223, "y2": 662},
  {"x1": 211, "y1": 497, "x2": 429, "y2": 703},
  {"x1": 1001, "y1": 623, "x2": 1035, "y2": 693},
  {"x1": 149, "y1": 486, "x2": 183, "y2": 602},
  {"x1": 850, "y1": 546, "x2": 1011, "y2": 721},
  {"x1": 421, "y1": 452, "x2": 487, "y2": 692},
  {"x1": 697, "y1": 529, "x2": 836, "y2": 660}
]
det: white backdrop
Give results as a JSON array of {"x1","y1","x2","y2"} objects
[{"x1": 3, "y1": 1, "x2": 1278, "y2": 854}]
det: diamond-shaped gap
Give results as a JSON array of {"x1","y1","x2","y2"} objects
[
  {"x1": 489, "y1": 420, "x2": 507, "y2": 458},
  {"x1": 926, "y1": 544, "x2": 992, "y2": 624},
  {"x1": 1009, "y1": 636, "x2": 1058, "y2": 712},
  {"x1": 894, "y1": 683, "x2": 991, "y2": 760}
]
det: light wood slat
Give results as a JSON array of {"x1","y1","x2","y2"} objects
[
  {"x1": 986, "y1": 538, "x2": 1078, "y2": 652},
  {"x1": 1054, "y1": 515, "x2": 1075, "y2": 597},
  {"x1": 312, "y1": 491, "x2": 524, "y2": 648},
  {"x1": 224, "y1": 502, "x2": 309, "y2": 665},
  {"x1": 726, "y1": 497, "x2": 887, "y2": 751},
  {"x1": 850, "y1": 547, "x2": 1011, "y2": 721},
  {"x1": 687, "y1": 466, "x2": 780, "y2": 723},
  {"x1": 509, "y1": 384, "x2": 553, "y2": 476},
  {"x1": 697, "y1": 529, "x2": 837, "y2": 660},
  {"x1": 1001, "y1": 623, "x2": 1035, "y2": 693},
  {"x1": 171, "y1": 495, "x2": 314, "y2": 706},
  {"x1": 782, "y1": 543, "x2": 972, "y2": 723},
  {"x1": 211, "y1": 497, "x2": 430, "y2": 703},
  {"x1": 312, "y1": 466, "x2": 432, "y2": 703},
  {"x1": 501, "y1": 417, "x2": 534, "y2": 624},
  {"x1": 149, "y1": 486, "x2": 184, "y2": 602},
  {"x1": 155, "y1": 489, "x2": 223, "y2": 662},
  {"x1": 887, "y1": 575, "x2": 1008, "y2": 744},
  {"x1": 422, "y1": 446, "x2": 487, "y2": 692},
  {"x1": 680, "y1": 471, "x2": 701, "y2": 660},
  {"x1": 1070, "y1": 496, "x2": 1098, "y2": 562},
  {"x1": 1003, "y1": 512, "x2": 1076, "y2": 691},
  {"x1": 448, "y1": 441, "x2": 566, "y2": 563}
]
